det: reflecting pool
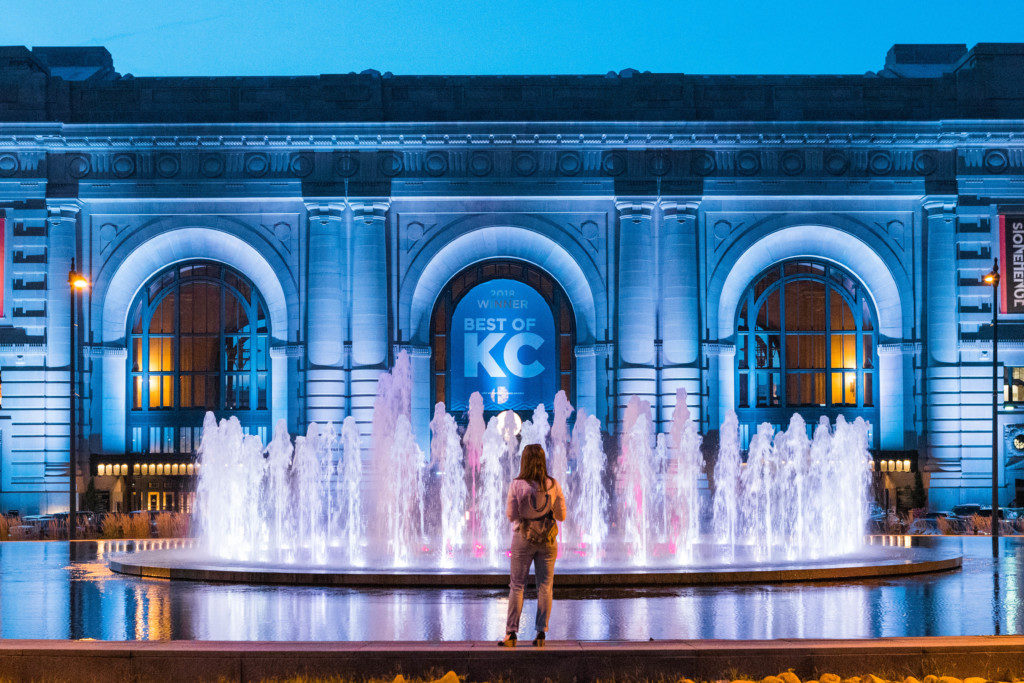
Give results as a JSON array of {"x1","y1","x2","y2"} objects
[{"x1": 0, "y1": 536, "x2": 1020, "y2": 641}]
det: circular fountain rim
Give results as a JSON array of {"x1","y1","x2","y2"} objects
[{"x1": 109, "y1": 546, "x2": 962, "y2": 587}]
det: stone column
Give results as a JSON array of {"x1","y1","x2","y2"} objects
[
  {"x1": 348, "y1": 199, "x2": 391, "y2": 439},
  {"x1": 304, "y1": 202, "x2": 347, "y2": 427},
  {"x1": 659, "y1": 201, "x2": 701, "y2": 427},
  {"x1": 878, "y1": 342, "x2": 916, "y2": 450},
  {"x1": 705, "y1": 342, "x2": 735, "y2": 432},
  {"x1": 923, "y1": 200, "x2": 960, "y2": 476},
  {"x1": 45, "y1": 203, "x2": 80, "y2": 496},
  {"x1": 97, "y1": 346, "x2": 128, "y2": 453},
  {"x1": 615, "y1": 201, "x2": 657, "y2": 427}
]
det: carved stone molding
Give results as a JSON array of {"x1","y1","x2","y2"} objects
[
  {"x1": 304, "y1": 201, "x2": 347, "y2": 223},
  {"x1": 614, "y1": 200, "x2": 655, "y2": 223},
  {"x1": 702, "y1": 342, "x2": 735, "y2": 357},
  {"x1": 269, "y1": 343, "x2": 304, "y2": 359},
  {"x1": 574, "y1": 343, "x2": 613, "y2": 358},
  {"x1": 660, "y1": 201, "x2": 700, "y2": 222},
  {"x1": 877, "y1": 342, "x2": 921, "y2": 356},
  {"x1": 46, "y1": 202, "x2": 81, "y2": 224},
  {"x1": 349, "y1": 199, "x2": 391, "y2": 223},
  {"x1": 84, "y1": 344, "x2": 127, "y2": 359},
  {"x1": 959, "y1": 339, "x2": 1024, "y2": 351},
  {"x1": 393, "y1": 343, "x2": 431, "y2": 359}
]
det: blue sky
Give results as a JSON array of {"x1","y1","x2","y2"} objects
[{"x1": 0, "y1": 0, "x2": 1017, "y2": 76}]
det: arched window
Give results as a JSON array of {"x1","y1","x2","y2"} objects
[
  {"x1": 735, "y1": 259, "x2": 878, "y2": 443},
  {"x1": 127, "y1": 261, "x2": 271, "y2": 455},
  {"x1": 430, "y1": 259, "x2": 575, "y2": 417}
]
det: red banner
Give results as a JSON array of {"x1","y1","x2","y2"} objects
[
  {"x1": 1001, "y1": 214, "x2": 1024, "y2": 314},
  {"x1": 0, "y1": 214, "x2": 4, "y2": 317}
]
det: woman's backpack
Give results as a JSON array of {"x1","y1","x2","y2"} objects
[{"x1": 524, "y1": 511, "x2": 558, "y2": 545}]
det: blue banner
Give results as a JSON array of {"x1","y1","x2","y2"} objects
[{"x1": 449, "y1": 278, "x2": 557, "y2": 412}]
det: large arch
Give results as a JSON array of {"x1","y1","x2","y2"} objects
[
  {"x1": 93, "y1": 223, "x2": 297, "y2": 453},
  {"x1": 401, "y1": 223, "x2": 606, "y2": 440},
  {"x1": 709, "y1": 223, "x2": 910, "y2": 449}
]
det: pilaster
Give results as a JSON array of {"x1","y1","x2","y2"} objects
[
  {"x1": 615, "y1": 200, "x2": 657, "y2": 423},
  {"x1": 348, "y1": 199, "x2": 391, "y2": 438},
  {"x1": 304, "y1": 201, "x2": 347, "y2": 427}
]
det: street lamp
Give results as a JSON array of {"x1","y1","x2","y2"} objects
[
  {"x1": 983, "y1": 258, "x2": 1000, "y2": 555},
  {"x1": 68, "y1": 260, "x2": 90, "y2": 540}
]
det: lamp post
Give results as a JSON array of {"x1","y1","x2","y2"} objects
[
  {"x1": 68, "y1": 260, "x2": 90, "y2": 541},
  {"x1": 983, "y1": 259, "x2": 1000, "y2": 555}
]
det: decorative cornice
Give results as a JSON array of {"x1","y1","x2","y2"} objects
[
  {"x1": 959, "y1": 339, "x2": 1024, "y2": 350},
  {"x1": 304, "y1": 201, "x2": 347, "y2": 223},
  {"x1": 350, "y1": 199, "x2": 391, "y2": 223},
  {"x1": 614, "y1": 201, "x2": 656, "y2": 222},
  {"x1": 922, "y1": 198, "x2": 957, "y2": 215},
  {"x1": 660, "y1": 201, "x2": 700, "y2": 222},
  {"x1": 84, "y1": 344, "x2": 127, "y2": 359},
  {"x1": 269, "y1": 343, "x2": 304, "y2": 359},
  {"x1": 0, "y1": 343, "x2": 46, "y2": 357},
  {"x1": 6, "y1": 121, "x2": 1024, "y2": 151},
  {"x1": 574, "y1": 343, "x2": 613, "y2": 358},
  {"x1": 393, "y1": 343, "x2": 431, "y2": 358},
  {"x1": 45, "y1": 201, "x2": 80, "y2": 223},
  {"x1": 702, "y1": 342, "x2": 735, "y2": 357},
  {"x1": 877, "y1": 342, "x2": 921, "y2": 356}
]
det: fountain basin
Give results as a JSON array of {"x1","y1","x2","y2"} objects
[{"x1": 109, "y1": 543, "x2": 961, "y2": 588}]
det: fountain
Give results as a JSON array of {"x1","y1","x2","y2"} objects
[{"x1": 112, "y1": 352, "x2": 961, "y2": 587}]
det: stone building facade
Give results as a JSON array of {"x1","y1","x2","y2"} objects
[{"x1": 1, "y1": 43, "x2": 1024, "y2": 514}]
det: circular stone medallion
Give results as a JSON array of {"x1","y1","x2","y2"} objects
[
  {"x1": 111, "y1": 153, "x2": 136, "y2": 178},
  {"x1": 513, "y1": 153, "x2": 538, "y2": 176},
  {"x1": 244, "y1": 153, "x2": 270, "y2": 177},
  {"x1": 601, "y1": 152, "x2": 626, "y2": 176},
  {"x1": 200, "y1": 154, "x2": 225, "y2": 178},
  {"x1": 289, "y1": 153, "x2": 314, "y2": 177},
  {"x1": 469, "y1": 153, "x2": 492, "y2": 176},
  {"x1": 558, "y1": 152, "x2": 582, "y2": 176},
  {"x1": 825, "y1": 152, "x2": 849, "y2": 176},
  {"x1": 155, "y1": 154, "x2": 180, "y2": 178},
  {"x1": 67, "y1": 154, "x2": 91, "y2": 179},
  {"x1": 334, "y1": 153, "x2": 359, "y2": 177},
  {"x1": 735, "y1": 151, "x2": 759, "y2": 176},
  {"x1": 424, "y1": 152, "x2": 448, "y2": 177},
  {"x1": 0, "y1": 154, "x2": 18, "y2": 176}
]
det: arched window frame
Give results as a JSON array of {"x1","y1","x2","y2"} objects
[
  {"x1": 126, "y1": 261, "x2": 271, "y2": 455},
  {"x1": 734, "y1": 259, "x2": 879, "y2": 444},
  {"x1": 429, "y1": 259, "x2": 576, "y2": 417}
]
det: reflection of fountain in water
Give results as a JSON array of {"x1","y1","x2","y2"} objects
[{"x1": 193, "y1": 351, "x2": 872, "y2": 569}]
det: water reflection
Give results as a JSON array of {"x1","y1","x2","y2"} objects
[{"x1": 0, "y1": 537, "x2": 1020, "y2": 641}]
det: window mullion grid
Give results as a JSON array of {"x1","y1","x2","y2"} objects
[{"x1": 779, "y1": 278, "x2": 787, "y2": 408}]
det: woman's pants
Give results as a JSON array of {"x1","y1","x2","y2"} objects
[{"x1": 505, "y1": 531, "x2": 558, "y2": 634}]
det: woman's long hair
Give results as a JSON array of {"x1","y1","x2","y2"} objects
[{"x1": 517, "y1": 443, "x2": 551, "y2": 489}]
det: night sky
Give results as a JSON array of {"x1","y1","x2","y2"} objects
[{"x1": 0, "y1": 0, "x2": 1017, "y2": 76}]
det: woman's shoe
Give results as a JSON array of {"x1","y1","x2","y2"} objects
[
  {"x1": 532, "y1": 631, "x2": 546, "y2": 647},
  {"x1": 498, "y1": 632, "x2": 517, "y2": 647}
]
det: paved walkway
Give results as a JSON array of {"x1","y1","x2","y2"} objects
[{"x1": 1, "y1": 637, "x2": 1023, "y2": 682}]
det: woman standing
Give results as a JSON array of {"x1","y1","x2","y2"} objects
[{"x1": 498, "y1": 443, "x2": 567, "y2": 648}]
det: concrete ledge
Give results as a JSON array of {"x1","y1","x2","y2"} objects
[
  {"x1": 108, "y1": 547, "x2": 963, "y2": 587},
  {"x1": 0, "y1": 637, "x2": 1022, "y2": 682}
]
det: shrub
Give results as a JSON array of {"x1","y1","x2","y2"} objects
[
  {"x1": 101, "y1": 513, "x2": 126, "y2": 538},
  {"x1": 46, "y1": 517, "x2": 68, "y2": 540},
  {"x1": 127, "y1": 513, "x2": 152, "y2": 539},
  {"x1": 155, "y1": 512, "x2": 190, "y2": 538},
  {"x1": 971, "y1": 513, "x2": 991, "y2": 535}
]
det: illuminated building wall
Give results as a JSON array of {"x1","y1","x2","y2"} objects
[{"x1": 0, "y1": 43, "x2": 1023, "y2": 513}]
